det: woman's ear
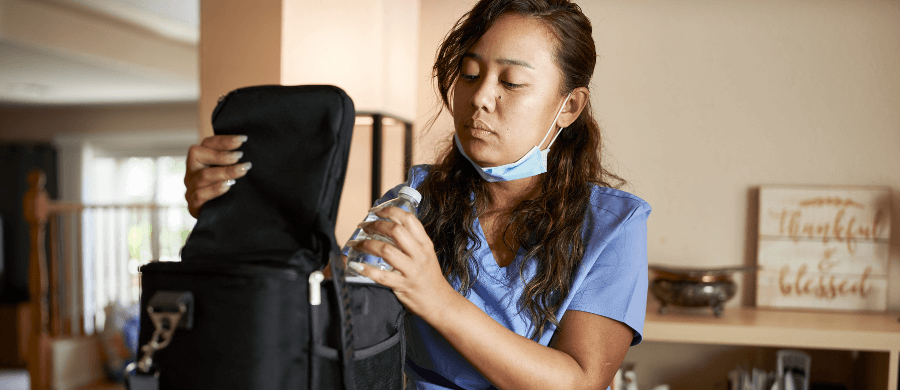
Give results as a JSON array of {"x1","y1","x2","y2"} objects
[{"x1": 556, "y1": 87, "x2": 589, "y2": 128}]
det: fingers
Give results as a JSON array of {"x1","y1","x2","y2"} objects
[
  {"x1": 187, "y1": 163, "x2": 252, "y2": 188},
  {"x1": 187, "y1": 179, "x2": 235, "y2": 218},
  {"x1": 187, "y1": 135, "x2": 247, "y2": 172},
  {"x1": 187, "y1": 143, "x2": 246, "y2": 172},
  {"x1": 347, "y1": 260, "x2": 404, "y2": 287},
  {"x1": 200, "y1": 134, "x2": 247, "y2": 152},
  {"x1": 370, "y1": 206, "x2": 430, "y2": 246},
  {"x1": 348, "y1": 237, "x2": 409, "y2": 264},
  {"x1": 358, "y1": 219, "x2": 415, "y2": 252},
  {"x1": 184, "y1": 163, "x2": 251, "y2": 218},
  {"x1": 183, "y1": 134, "x2": 249, "y2": 218},
  {"x1": 348, "y1": 237, "x2": 414, "y2": 273}
]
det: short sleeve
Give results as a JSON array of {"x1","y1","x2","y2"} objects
[
  {"x1": 566, "y1": 198, "x2": 650, "y2": 346},
  {"x1": 340, "y1": 165, "x2": 431, "y2": 255}
]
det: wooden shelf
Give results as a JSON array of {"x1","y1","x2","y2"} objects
[{"x1": 643, "y1": 305, "x2": 900, "y2": 389}]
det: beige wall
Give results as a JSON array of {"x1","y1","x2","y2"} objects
[
  {"x1": 2, "y1": 0, "x2": 893, "y2": 313},
  {"x1": 198, "y1": 0, "x2": 282, "y2": 137},
  {"x1": 414, "y1": 1, "x2": 900, "y2": 386},
  {"x1": 414, "y1": 0, "x2": 900, "y2": 309},
  {"x1": 200, "y1": 0, "x2": 420, "y2": 244},
  {"x1": 0, "y1": 0, "x2": 894, "y2": 386},
  {"x1": 581, "y1": 0, "x2": 900, "y2": 309},
  {"x1": 281, "y1": 0, "x2": 419, "y2": 121},
  {"x1": 0, "y1": 102, "x2": 198, "y2": 142},
  {"x1": 0, "y1": 102, "x2": 198, "y2": 203},
  {"x1": 413, "y1": 0, "x2": 472, "y2": 163}
]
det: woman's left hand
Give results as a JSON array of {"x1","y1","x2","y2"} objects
[{"x1": 347, "y1": 206, "x2": 456, "y2": 321}]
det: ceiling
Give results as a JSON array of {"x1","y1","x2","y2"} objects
[{"x1": 0, "y1": 0, "x2": 199, "y2": 106}]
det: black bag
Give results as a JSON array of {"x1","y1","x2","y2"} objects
[{"x1": 130, "y1": 85, "x2": 406, "y2": 390}]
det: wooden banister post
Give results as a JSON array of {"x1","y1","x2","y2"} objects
[{"x1": 24, "y1": 169, "x2": 51, "y2": 390}]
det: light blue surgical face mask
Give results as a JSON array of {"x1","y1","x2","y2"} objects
[{"x1": 456, "y1": 92, "x2": 571, "y2": 182}]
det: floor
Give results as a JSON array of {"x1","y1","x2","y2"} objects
[
  {"x1": 0, "y1": 369, "x2": 125, "y2": 390},
  {"x1": 0, "y1": 369, "x2": 28, "y2": 390}
]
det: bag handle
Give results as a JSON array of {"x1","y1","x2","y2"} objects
[
  {"x1": 328, "y1": 249, "x2": 358, "y2": 390},
  {"x1": 125, "y1": 291, "x2": 194, "y2": 390}
]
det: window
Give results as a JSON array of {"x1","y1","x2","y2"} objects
[
  {"x1": 57, "y1": 133, "x2": 196, "y2": 334},
  {"x1": 84, "y1": 154, "x2": 195, "y2": 263}
]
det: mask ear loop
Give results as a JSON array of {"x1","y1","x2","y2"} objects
[{"x1": 539, "y1": 92, "x2": 573, "y2": 151}]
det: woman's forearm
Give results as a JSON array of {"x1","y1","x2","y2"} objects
[{"x1": 422, "y1": 288, "x2": 605, "y2": 390}]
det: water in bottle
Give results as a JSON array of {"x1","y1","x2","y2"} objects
[{"x1": 346, "y1": 186, "x2": 421, "y2": 275}]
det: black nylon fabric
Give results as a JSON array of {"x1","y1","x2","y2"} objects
[
  {"x1": 139, "y1": 259, "x2": 308, "y2": 390},
  {"x1": 310, "y1": 280, "x2": 406, "y2": 390},
  {"x1": 136, "y1": 85, "x2": 407, "y2": 389},
  {"x1": 181, "y1": 84, "x2": 354, "y2": 270}
]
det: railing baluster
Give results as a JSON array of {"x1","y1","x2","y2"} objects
[
  {"x1": 61, "y1": 212, "x2": 69, "y2": 337},
  {"x1": 60, "y1": 212, "x2": 68, "y2": 337},
  {"x1": 48, "y1": 214, "x2": 60, "y2": 338},
  {"x1": 63, "y1": 211, "x2": 74, "y2": 337},
  {"x1": 148, "y1": 206, "x2": 161, "y2": 259},
  {"x1": 76, "y1": 210, "x2": 84, "y2": 336},
  {"x1": 96, "y1": 207, "x2": 105, "y2": 332},
  {"x1": 113, "y1": 207, "x2": 121, "y2": 312},
  {"x1": 106, "y1": 207, "x2": 115, "y2": 328},
  {"x1": 120, "y1": 207, "x2": 128, "y2": 307},
  {"x1": 89, "y1": 207, "x2": 98, "y2": 335}
]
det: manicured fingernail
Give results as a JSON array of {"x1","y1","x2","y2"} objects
[
  {"x1": 235, "y1": 135, "x2": 248, "y2": 142},
  {"x1": 223, "y1": 179, "x2": 236, "y2": 188},
  {"x1": 348, "y1": 261, "x2": 365, "y2": 273},
  {"x1": 231, "y1": 151, "x2": 244, "y2": 160},
  {"x1": 240, "y1": 162, "x2": 253, "y2": 171}
]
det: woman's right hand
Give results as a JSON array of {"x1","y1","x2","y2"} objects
[{"x1": 184, "y1": 135, "x2": 252, "y2": 218}]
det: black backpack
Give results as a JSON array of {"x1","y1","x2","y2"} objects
[{"x1": 129, "y1": 85, "x2": 407, "y2": 390}]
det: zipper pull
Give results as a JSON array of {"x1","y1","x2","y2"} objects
[{"x1": 309, "y1": 271, "x2": 325, "y2": 305}]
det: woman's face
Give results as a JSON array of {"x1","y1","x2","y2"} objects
[{"x1": 452, "y1": 13, "x2": 568, "y2": 168}]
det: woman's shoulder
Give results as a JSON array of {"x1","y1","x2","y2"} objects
[
  {"x1": 586, "y1": 184, "x2": 652, "y2": 224},
  {"x1": 406, "y1": 164, "x2": 433, "y2": 188}
]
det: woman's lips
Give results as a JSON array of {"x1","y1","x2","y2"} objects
[{"x1": 466, "y1": 119, "x2": 494, "y2": 137}]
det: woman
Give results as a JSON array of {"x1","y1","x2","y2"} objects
[{"x1": 185, "y1": 1, "x2": 650, "y2": 389}]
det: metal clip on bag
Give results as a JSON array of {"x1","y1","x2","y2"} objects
[{"x1": 133, "y1": 85, "x2": 407, "y2": 390}]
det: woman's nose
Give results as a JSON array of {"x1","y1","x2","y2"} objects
[{"x1": 469, "y1": 79, "x2": 496, "y2": 112}]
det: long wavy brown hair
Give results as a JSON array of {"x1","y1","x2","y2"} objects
[{"x1": 417, "y1": 0, "x2": 625, "y2": 339}]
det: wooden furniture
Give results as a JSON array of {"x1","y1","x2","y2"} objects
[{"x1": 643, "y1": 305, "x2": 900, "y2": 389}]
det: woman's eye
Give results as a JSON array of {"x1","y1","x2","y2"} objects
[
  {"x1": 502, "y1": 81, "x2": 524, "y2": 89},
  {"x1": 461, "y1": 74, "x2": 479, "y2": 82}
]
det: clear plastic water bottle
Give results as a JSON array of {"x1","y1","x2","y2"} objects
[{"x1": 347, "y1": 186, "x2": 422, "y2": 275}]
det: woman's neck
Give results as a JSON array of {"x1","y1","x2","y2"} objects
[{"x1": 482, "y1": 174, "x2": 542, "y2": 215}]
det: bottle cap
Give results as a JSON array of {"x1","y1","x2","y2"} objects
[{"x1": 398, "y1": 186, "x2": 422, "y2": 204}]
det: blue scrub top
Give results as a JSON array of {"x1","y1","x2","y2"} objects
[{"x1": 344, "y1": 165, "x2": 650, "y2": 390}]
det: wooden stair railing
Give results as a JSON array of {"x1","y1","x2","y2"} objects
[
  {"x1": 24, "y1": 169, "x2": 52, "y2": 389},
  {"x1": 24, "y1": 169, "x2": 176, "y2": 389}
]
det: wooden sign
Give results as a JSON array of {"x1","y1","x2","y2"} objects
[{"x1": 756, "y1": 186, "x2": 891, "y2": 311}]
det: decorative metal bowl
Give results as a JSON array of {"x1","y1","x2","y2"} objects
[{"x1": 649, "y1": 265, "x2": 755, "y2": 317}]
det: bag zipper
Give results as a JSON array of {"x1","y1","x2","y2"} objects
[{"x1": 309, "y1": 271, "x2": 325, "y2": 305}]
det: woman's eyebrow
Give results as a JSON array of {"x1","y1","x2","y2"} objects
[
  {"x1": 496, "y1": 57, "x2": 533, "y2": 69},
  {"x1": 462, "y1": 53, "x2": 534, "y2": 69}
]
